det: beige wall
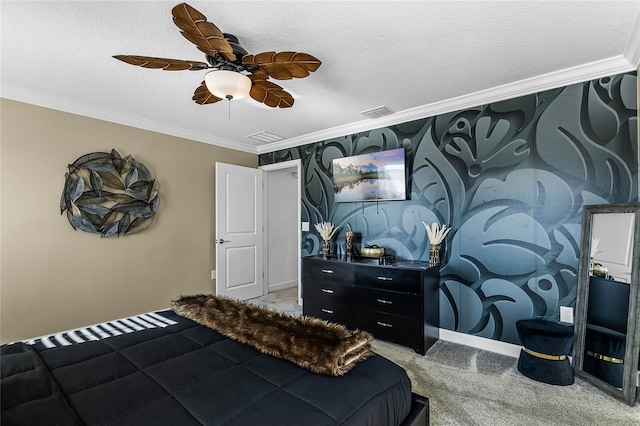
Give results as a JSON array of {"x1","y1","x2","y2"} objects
[{"x1": 0, "y1": 99, "x2": 257, "y2": 343}]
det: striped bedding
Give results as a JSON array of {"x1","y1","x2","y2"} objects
[{"x1": 24, "y1": 310, "x2": 178, "y2": 350}]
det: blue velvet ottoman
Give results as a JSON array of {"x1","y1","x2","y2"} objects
[
  {"x1": 516, "y1": 319, "x2": 574, "y2": 386},
  {"x1": 583, "y1": 325, "x2": 626, "y2": 388}
]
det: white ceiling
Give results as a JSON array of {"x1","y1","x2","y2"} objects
[{"x1": 2, "y1": 1, "x2": 639, "y2": 154}]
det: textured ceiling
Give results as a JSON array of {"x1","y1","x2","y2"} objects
[{"x1": 2, "y1": 1, "x2": 639, "y2": 154}]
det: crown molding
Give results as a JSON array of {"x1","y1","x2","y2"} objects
[
  {"x1": 624, "y1": 8, "x2": 640, "y2": 69},
  {"x1": 257, "y1": 55, "x2": 637, "y2": 155},
  {"x1": 3, "y1": 47, "x2": 637, "y2": 159},
  {"x1": 0, "y1": 85, "x2": 257, "y2": 154}
]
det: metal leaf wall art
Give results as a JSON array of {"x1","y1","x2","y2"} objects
[{"x1": 60, "y1": 149, "x2": 159, "y2": 237}]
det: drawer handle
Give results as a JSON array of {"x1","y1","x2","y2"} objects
[
  {"x1": 321, "y1": 309, "x2": 334, "y2": 314},
  {"x1": 377, "y1": 321, "x2": 393, "y2": 328},
  {"x1": 376, "y1": 298, "x2": 393, "y2": 305},
  {"x1": 321, "y1": 269, "x2": 334, "y2": 274},
  {"x1": 377, "y1": 276, "x2": 393, "y2": 281},
  {"x1": 321, "y1": 288, "x2": 334, "y2": 294}
]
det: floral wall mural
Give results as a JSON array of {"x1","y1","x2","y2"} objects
[{"x1": 260, "y1": 71, "x2": 638, "y2": 345}]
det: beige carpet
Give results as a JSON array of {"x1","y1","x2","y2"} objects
[
  {"x1": 373, "y1": 339, "x2": 639, "y2": 425},
  {"x1": 249, "y1": 288, "x2": 640, "y2": 425},
  {"x1": 248, "y1": 286, "x2": 301, "y2": 315}
]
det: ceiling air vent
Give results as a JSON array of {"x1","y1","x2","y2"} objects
[
  {"x1": 247, "y1": 131, "x2": 284, "y2": 143},
  {"x1": 360, "y1": 105, "x2": 394, "y2": 119}
]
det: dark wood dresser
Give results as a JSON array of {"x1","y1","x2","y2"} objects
[{"x1": 302, "y1": 256, "x2": 440, "y2": 354}]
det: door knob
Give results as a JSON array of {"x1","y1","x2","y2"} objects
[{"x1": 217, "y1": 239, "x2": 229, "y2": 244}]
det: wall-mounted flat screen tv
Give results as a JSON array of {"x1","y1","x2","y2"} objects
[{"x1": 332, "y1": 148, "x2": 406, "y2": 202}]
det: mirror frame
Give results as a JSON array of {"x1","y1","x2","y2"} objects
[{"x1": 573, "y1": 203, "x2": 640, "y2": 406}]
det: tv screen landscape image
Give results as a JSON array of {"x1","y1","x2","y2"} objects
[{"x1": 332, "y1": 148, "x2": 406, "y2": 202}]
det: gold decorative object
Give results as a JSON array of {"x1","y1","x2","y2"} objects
[
  {"x1": 591, "y1": 262, "x2": 608, "y2": 277},
  {"x1": 423, "y1": 221, "x2": 452, "y2": 266},
  {"x1": 345, "y1": 231, "x2": 355, "y2": 259},
  {"x1": 361, "y1": 246, "x2": 385, "y2": 258},
  {"x1": 322, "y1": 240, "x2": 331, "y2": 258},
  {"x1": 429, "y1": 244, "x2": 440, "y2": 265},
  {"x1": 315, "y1": 221, "x2": 338, "y2": 258}
]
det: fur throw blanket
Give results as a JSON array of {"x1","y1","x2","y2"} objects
[{"x1": 170, "y1": 294, "x2": 373, "y2": 376}]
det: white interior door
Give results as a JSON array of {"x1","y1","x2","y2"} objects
[{"x1": 215, "y1": 162, "x2": 263, "y2": 300}]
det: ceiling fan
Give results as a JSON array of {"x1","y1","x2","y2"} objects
[{"x1": 113, "y1": 3, "x2": 321, "y2": 108}]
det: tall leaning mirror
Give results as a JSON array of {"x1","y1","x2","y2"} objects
[{"x1": 573, "y1": 203, "x2": 640, "y2": 406}]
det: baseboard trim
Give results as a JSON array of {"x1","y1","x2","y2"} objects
[{"x1": 439, "y1": 329, "x2": 521, "y2": 358}]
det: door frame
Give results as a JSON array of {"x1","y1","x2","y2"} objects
[{"x1": 260, "y1": 159, "x2": 302, "y2": 304}]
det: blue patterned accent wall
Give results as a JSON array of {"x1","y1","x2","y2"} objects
[{"x1": 260, "y1": 71, "x2": 638, "y2": 345}]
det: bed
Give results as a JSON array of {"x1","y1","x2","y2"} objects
[{"x1": 1, "y1": 306, "x2": 429, "y2": 425}]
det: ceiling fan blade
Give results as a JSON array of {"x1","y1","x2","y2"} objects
[
  {"x1": 171, "y1": 3, "x2": 236, "y2": 62},
  {"x1": 248, "y1": 68, "x2": 270, "y2": 80},
  {"x1": 113, "y1": 55, "x2": 209, "y2": 70},
  {"x1": 193, "y1": 81, "x2": 223, "y2": 105},
  {"x1": 243, "y1": 52, "x2": 321, "y2": 80},
  {"x1": 249, "y1": 78, "x2": 294, "y2": 108}
]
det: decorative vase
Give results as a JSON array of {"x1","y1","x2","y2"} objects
[
  {"x1": 345, "y1": 231, "x2": 355, "y2": 260},
  {"x1": 322, "y1": 239, "x2": 331, "y2": 258},
  {"x1": 429, "y1": 244, "x2": 440, "y2": 266}
]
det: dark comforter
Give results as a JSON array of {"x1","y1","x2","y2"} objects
[{"x1": 1, "y1": 310, "x2": 417, "y2": 425}]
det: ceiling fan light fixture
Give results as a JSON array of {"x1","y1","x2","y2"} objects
[
  {"x1": 114, "y1": 3, "x2": 320, "y2": 108},
  {"x1": 204, "y1": 70, "x2": 252, "y2": 100}
]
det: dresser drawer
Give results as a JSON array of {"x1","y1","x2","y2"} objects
[
  {"x1": 355, "y1": 287, "x2": 421, "y2": 318},
  {"x1": 303, "y1": 259, "x2": 353, "y2": 283},
  {"x1": 354, "y1": 265, "x2": 421, "y2": 293},
  {"x1": 356, "y1": 309, "x2": 421, "y2": 349},
  {"x1": 303, "y1": 298, "x2": 356, "y2": 329},
  {"x1": 303, "y1": 278, "x2": 354, "y2": 303}
]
